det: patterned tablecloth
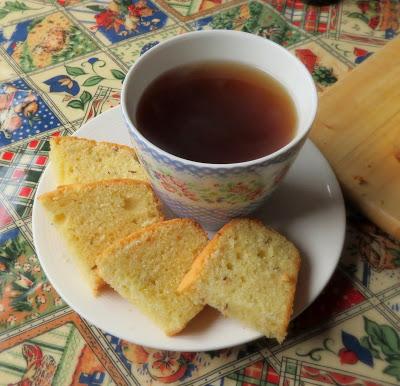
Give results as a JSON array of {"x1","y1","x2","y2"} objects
[{"x1": 0, "y1": 0, "x2": 400, "y2": 385}]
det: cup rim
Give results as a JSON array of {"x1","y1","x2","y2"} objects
[{"x1": 121, "y1": 30, "x2": 318, "y2": 169}]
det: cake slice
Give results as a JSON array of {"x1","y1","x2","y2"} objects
[
  {"x1": 50, "y1": 136, "x2": 147, "y2": 185},
  {"x1": 39, "y1": 179, "x2": 163, "y2": 294},
  {"x1": 178, "y1": 219, "x2": 300, "y2": 342},
  {"x1": 97, "y1": 219, "x2": 208, "y2": 335}
]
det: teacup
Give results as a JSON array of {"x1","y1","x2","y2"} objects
[{"x1": 121, "y1": 30, "x2": 318, "y2": 230}]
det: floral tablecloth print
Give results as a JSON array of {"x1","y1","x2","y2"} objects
[{"x1": 0, "y1": 0, "x2": 400, "y2": 385}]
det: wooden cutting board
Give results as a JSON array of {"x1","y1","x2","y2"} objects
[{"x1": 310, "y1": 36, "x2": 400, "y2": 240}]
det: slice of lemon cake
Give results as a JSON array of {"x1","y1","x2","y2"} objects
[
  {"x1": 178, "y1": 219, "x2": 300, "y2": 342},
  {"x1": 50, "y1": 136, "x2": 147, "y2": 185},
  {"x1": 39, "y1": 179, "x2": 163, "y2": 294},
  {"x1": 97, "y1": 219, "x2": 208, "y2": 335}
]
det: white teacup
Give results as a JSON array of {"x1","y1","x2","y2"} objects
[{"x1": 121, "y1": 30, "x2": 318, "y2": 230}]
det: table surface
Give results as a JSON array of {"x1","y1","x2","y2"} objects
[{"x1": 0, "y1": 1, "x2": 399, "y2": 385}]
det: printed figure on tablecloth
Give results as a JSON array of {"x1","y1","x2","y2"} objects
[
  {"x1": 105, "y1": 333, "x2": 234, "y2": 384},
  {"x1": 193, "y1": 2, "x2": 305, "y2": 47},
  {"x1": 125, "y1": 346, "x2": 197, "y2": 383},
  {"x1": 0, "y1": 229, "x2": 63, "y2": 331},
  {"x1": 345, "y1": 0, "x2": 399, "y2": 40},
  {"x1": 294, "y1": 48, "x2": 339, "y2": 90},
  {"x1": 0, "y1": 84, "x2": 37, "y2": 140},
  {"x1": 0, "y1": 12, "x2": 98, "y2": 73},
  {"x1": 0, "y1": 79, "x2": 60, "y2": 146},
  {"x1": 0, "y1": 323, "x2": 115, "y2": 385},
  {"x1": 69, "y1": 0, "x2": 169, "y2": 44},
  {"x1": 7, "y1": 344, "x2": 57, "y2": 386}
]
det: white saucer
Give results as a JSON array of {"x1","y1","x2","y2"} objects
[{"x1": 32, "y1": 107, "x2": 345, "y2": 351}]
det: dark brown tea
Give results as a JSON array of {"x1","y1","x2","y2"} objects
[{"x1": 136, "y1": 61, "x2": 297, "y2": 164}]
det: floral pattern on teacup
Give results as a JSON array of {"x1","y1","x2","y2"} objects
[
  {"x1": 152, "y1": 169, "x2": 269, "y2": 205},
  {"x1": 153, "y1": 171, "x2": 199, "y2": 202},
  {"x1": 140, "y1": 149, "x2": 296, "y2": 210},
  {"x1": 194, "y1": 180, "x2": 264, "y2": 205}
]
